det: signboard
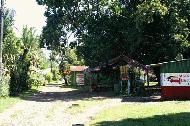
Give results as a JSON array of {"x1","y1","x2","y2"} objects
[
  {"x1": 76, "y1": 74, "x2": 84, "y2": 85},
  {"x1": 161, "y1": 73, "x2": 190, "y2": 86}
]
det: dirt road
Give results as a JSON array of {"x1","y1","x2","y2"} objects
[{"x1": 0, "y1": 85, "x2": 122, "y2": 126}]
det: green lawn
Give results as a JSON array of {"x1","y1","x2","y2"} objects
[
  {"x1": 0, "y1": 87, "x2": 39, "y2": 113},
  {"x1": 0, "y1": 97, "x2": 22, "y2": 113},
  {"x1": 88, "y1": 101, "x2": 190, "y2": 126},
  {"x1": 65, "y1": 98, "x2": 109, "y2": 115}
]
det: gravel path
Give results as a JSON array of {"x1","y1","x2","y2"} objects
[{"x1": 0, "y1": 85, "x2": 122, "y2": 126}]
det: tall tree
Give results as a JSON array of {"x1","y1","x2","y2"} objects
[{"x1": 37, "y1": 0, "x2": 190, "y2": 67}]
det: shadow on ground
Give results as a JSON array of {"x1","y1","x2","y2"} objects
[
  {"x1": 93, "y1": 112, "x2": 190, "y2": 126},
  {"x1": 122, "y1": 96, "x2": 190, "y2": 103},
  {"x1": 121, "y1": 96, "x2": 162, "y2": 102},
  {"x1": 19, "y1": 84, "x2": 190, "y2": 103},
  {"x1": 20, "y1": 84, "x2": 118, "y2": 102}
]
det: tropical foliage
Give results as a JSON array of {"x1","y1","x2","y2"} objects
[
  {"x1": 37, "y1": 0, "x2": 190, "y2": 67},
  {"x1": 0, "y1": 9, "x2": 48, "y2": 96}
]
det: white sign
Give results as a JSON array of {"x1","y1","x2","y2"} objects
[
  {"x1": 161, "y1": 73, "x2": 190, "y2": 86},
  {"x1": 76, "y1": 74, "x2": 84, "y2": 85}
]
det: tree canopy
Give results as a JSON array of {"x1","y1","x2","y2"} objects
[{"x1": 37, "y1": 0, "x2": 190, "y2": 67}]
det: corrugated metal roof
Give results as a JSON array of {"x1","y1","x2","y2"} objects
[
  {"x1": 105, "y1": 55, "x2": 149, "y2": 70},
  {"x1": 161, "y1": 59, "x2": 190, "y2": 73},
  {"x1": 146, "y1": 59, "x2": 190, "y2": 68},
  {"x1": 70, "y1": 66, "x2": 88, "y2": 72}
]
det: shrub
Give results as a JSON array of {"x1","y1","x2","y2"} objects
[
  {"x1": 27, "y1": 72, "x2": 46, "y2": 88},
  {"x1": 9, "y1": 50, "x2": 31, "y2": 96},
  {"x1": 45, "y1": 72, "x2": 53, "y2": 83},
  {"x1": 0, "y1": 73, "x2": 10, "y2": 97},
  {"x1": 52, "y1": 68, "x2": 61, "y2": 81}
]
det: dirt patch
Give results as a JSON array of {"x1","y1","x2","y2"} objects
[{"x1": 0, "y1": 84, "x2": 122, "y2": 126}]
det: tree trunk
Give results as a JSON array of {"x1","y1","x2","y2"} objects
[{"x1": 64, "y1": 75, "x2": 68, "y2": 86}]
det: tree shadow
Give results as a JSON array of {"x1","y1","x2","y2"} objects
[
  {"x1": 121, "y1": 96, "x2": 162, "y2": 102},
  {"x1": 19, "y1": 86, "x2": 118, "y2": 102},
  {"x1": 19, "y1": 85, "x2": 190, "y2": 103},
  {"x1": 93, "y1": 112, "x2": 190, "y2": 126},
  {"x1": 122, "y1": 96, "x2": 190, "y2": 103}
]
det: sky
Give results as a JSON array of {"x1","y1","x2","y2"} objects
[
  {"x1": 5, "y1": 0, "x2": 75, "y2": 58},
  {"x1": 6, "y1": 0, "x2": 46, "y2": 36}
]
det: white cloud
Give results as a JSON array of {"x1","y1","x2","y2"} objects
[{"x1": 5, "y1": 0, "x2": 46, "y2": 36}]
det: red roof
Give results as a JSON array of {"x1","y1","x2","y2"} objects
[{"x1": 70, "y1": 66, "x2": 88, "y2": 72}]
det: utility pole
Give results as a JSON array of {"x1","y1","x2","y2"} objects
[{"x1": 0, "y1": 0, "x2": 4, "y2": 81}]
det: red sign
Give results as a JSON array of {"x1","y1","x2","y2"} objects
[{"x1": 161, "y1": 73, "x2": 190, "y2": 86}]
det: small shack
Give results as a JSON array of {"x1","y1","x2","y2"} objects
[
  {"x1": 107, "y1": 55, "x2": 149, "y2": 94},
  {"x1": 148, "y1": 59, "x2": 190, "y2": 99},
  {"x1": 90, "y1": 55, "x2": 149, "y2": 94},
  {"x1": 70, "y1": 66, "x2": 88, "y2": 85}
]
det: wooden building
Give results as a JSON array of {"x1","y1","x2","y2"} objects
[{"x1": 90, "y1": 55, "x2": 149, "y2": 94}]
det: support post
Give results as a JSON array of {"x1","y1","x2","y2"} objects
[
  {"x1": 128, "y1": 79, "x2": 130, "y2": 95},
  {"x1": 147, "y1": 70, "x2": 149, "y2": 87},
  {"x1": 120, "y1": 80, "x2": 122, "y2": 94},
  {"x1": 0, "y1": 0, "x2": 4, "y2": 82},
  {"x1": 50, "y1": 52, "x2": 53, "y2": 73}
]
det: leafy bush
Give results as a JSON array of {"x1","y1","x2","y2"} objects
[
  {"x1": 40, "y1": 60, "x2": 49, "y2": 69},
  {"x1": 27, "y1": 72, "x2": 46, "y2": 88},
  {"x1": 0, "y1": 73, "x2": 10, "y2": 97},
  {"x1": 52, "y1": 68, "x2": 61, "y2": 81},
  {"x1": 45, "y1": 72, "x2": 53, "y2": 83},
  {"x1": 9, "y1": 50, "x2": 31, "y2": 96}
]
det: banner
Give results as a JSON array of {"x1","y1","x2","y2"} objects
[{"x1": 161, "y1": 73, "x2": 190, "y2": 86}]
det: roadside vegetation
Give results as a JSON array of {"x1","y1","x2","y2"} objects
[
  {"x1": 0, "y1": 8, "x2": 50, "y2": 98},
  {"x1": 1, "y1": 0, "x2": 190, "y2": 125}
]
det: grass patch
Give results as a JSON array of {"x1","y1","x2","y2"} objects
[
  {"x1": 10, "y1": 110, "x2": 23, "y2": 119},
  {"x1": 0, "y1": 87, "x2": 40, "y2": 113},
  {"x1": 65, "y1": 98, "x2": 109, "y2": 115},
  {"x1": 88, "y1": 101, "x2": 190, "y2": 126},
  {"x1": 46, "y1": 102, "x2": 62, "y2": 119},
  {"x1": 65, "y1": 103, "x2": 83, "y2": 115},
  {"x1": 0, "y1": 97, "x2": 21, "y2": 113}
]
